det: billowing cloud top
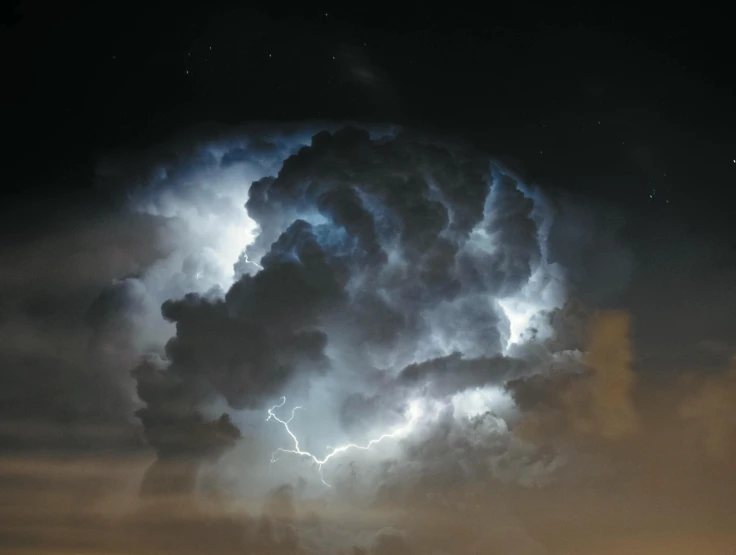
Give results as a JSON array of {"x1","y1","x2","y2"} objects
[{"x1": 120, "y1": 126, "x2": 587, "y2": 477}]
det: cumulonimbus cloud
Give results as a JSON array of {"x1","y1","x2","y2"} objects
[
  {"x1": 7, "y1": 123, "x2": 736, "y2": 554},
  {"x1": 79, "y1": 125, "x2": 635, "y2": 499}
]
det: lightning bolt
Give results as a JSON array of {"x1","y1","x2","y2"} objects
[
  {"x1": 476, "y1": 387, "x2": 496, "y2": 404},
  {"x1": 243, "y1": 253, "x2": 263, "y2": 270},
  {"x1": 266, "y1": 397, "x2": 419, "y2": 488}
]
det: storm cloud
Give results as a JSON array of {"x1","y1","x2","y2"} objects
[
  {"x1": 5, "y1": 124, "x2": 736, "y2": 554},
  {"x1": 112, "y1": 126, "x2": 583, "y2": 491}
]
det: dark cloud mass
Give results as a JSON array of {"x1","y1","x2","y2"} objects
[
  {"x1": 126, "y1": 127, "x2": 567, "y2": 486},
  {"x1": 398, "y1": 353, "x2": 531, "y2": 398}
]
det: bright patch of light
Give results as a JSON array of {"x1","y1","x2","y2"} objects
[
  {"x1": 452, "y1": 386, "x2": 510, "y2": 421},
  {"x1": 132, "y1": 169, "x2": 259, "y2": 290},
  {"x1": 498, "y1": 262, "x2": 566, "y2": 352},
  {"x1": 498, "y1": 298, "x2": 538, "y2": 350},
  {"x1": 209, "y1": 217, "x2": 257, "y2": 283}
]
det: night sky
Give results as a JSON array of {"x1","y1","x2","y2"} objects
[
  {"x1": 5, "y1": 3, "x2": 735, "y2": 220},
  {"x1": 1, "y1": 2, "x2": 736, "y2": 554}
]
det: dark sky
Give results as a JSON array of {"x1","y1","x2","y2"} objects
[
  {"x1": 3, "y1": 1, "x2": 735, "y2": 227},
  {"x1": 2, "y1": 3, "x2": 736, "y2": 554}
]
